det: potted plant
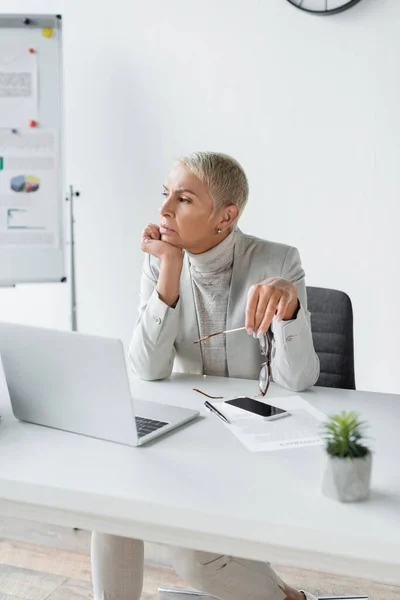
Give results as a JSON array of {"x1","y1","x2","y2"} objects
[{"x1": 322, "y1": 411, "x2": 372, "y2": 502}]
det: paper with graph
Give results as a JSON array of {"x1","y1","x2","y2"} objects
[{"x1": 0, "y1": 129, "x2": 59, "y2": 248}]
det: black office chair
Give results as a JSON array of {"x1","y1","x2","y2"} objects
[
  {"x1": 159, "y1": 288, "x2": 365, "y2": 600},
  {"x1": 307, "y1": 286, "x2": 356, "y2": 390}
]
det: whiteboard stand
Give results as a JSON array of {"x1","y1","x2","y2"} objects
[{"x1": 66, "y1": 185, "x2": 79, "y2": 332}]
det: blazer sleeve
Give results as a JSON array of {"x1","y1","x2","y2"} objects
[
  {"x1": 270, "y1": 246, "x2": 320, "y2": 391},
  {"x1": 128, "y1": 255, "x2": 180, "y2": 380}
]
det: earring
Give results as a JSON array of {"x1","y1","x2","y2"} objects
[{"x1": 217, "y1": 228, "x2": 222, "y2": 234}]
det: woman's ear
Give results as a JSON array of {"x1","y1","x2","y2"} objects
[{"x1": 219, "y1": 205, "x2": 240, "y2": 231}]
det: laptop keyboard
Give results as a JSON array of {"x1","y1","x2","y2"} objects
[{"x1": 135, "y1": 416, "x2": 169, "y2": 439}]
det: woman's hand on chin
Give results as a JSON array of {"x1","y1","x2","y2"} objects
[{"x1": 141, "y1": 223, "x2": 183, "y2": 263}]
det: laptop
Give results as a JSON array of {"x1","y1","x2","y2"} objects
[{"x1": 0, "y1": 321, "x2": 199, "y2": 447}]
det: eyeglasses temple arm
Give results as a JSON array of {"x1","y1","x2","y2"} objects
[
  {"x1": 194, "y1": 326, "x2": 247, "y2": 344},
  {"x1": 193, "y1": 388, "x2": 224, "y2": 400}
]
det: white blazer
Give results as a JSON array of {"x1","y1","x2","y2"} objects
[{"x1": 129, "y1": 230, "x2": 320, "y2": 391}]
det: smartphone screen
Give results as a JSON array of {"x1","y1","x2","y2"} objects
[{"x1": 225, "y1": 396, "x2": 287, "y2": 418}]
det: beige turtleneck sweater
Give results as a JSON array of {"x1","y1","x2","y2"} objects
[{"x1": 186, "y1": 231, "x2": 236, "y2": 377}]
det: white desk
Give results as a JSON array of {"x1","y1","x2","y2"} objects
[{"x1": 0, "y1": 373, "x2": 399, "y2": 585}]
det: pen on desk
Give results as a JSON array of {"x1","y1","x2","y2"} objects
[{"x1": 204, "y1": 400, "x2": 231, "y2": 424}]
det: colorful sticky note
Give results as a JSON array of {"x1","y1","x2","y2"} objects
[
  {"x1": 42, "y1": 27, "x2": 53, "y2": 38},
  {"x1": 0, "y1": 157, "x2": 3, "y2": 171}
]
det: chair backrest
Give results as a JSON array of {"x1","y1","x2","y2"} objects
[{"x1": 306, "y1": 286, "x2": 356, "y2": 390}]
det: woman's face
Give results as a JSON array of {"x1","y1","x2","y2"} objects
[{"x1": 160, "y1": 162, "x2": 232, "y2": 254}]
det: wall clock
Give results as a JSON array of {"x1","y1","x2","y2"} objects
[{"x1": 286, "y1": 0, "x2": 363, "y2": 15}]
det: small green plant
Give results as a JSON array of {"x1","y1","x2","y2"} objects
[{"x1": 323, "y1": 411, "x2": 370, "y2": 459}]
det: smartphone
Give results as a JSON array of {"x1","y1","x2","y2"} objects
[{"x1": 225, "y1": 396, "x2": 290, "y2": 420}]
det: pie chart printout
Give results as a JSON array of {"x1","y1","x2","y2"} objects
[{"x1": 10, "y1": 175, "x2": 40, "y2": 193}]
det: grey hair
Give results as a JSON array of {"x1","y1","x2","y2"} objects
[{"x1": 178, "y1": 151, "x2": 249, "y2": 217}]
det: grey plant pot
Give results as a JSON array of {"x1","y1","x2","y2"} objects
[{"x1": 322, "y1": 452, "x2": 372, "y2": 502}]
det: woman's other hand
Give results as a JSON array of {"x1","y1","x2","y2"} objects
[{"x1": 245, "y1": 278, "x2": 299, "y2": 337}]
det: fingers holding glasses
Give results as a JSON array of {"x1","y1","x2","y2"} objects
[
  {"x1": 245, "y1": 278, "x2": 298, "y2": 337},
  {"x1": 245, "y1": 284, "x2": 279, "y2": 336}
]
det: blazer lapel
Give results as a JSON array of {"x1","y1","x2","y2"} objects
[
  {"x1": 176, "y1": 253, "x2": 203, "y2": 373},
  {"x1": 226, "y1": 232, "x2": 260, "y2": 380}
]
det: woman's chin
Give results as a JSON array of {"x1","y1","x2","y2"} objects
[{"x1": 161, "y1": 232, "x2": 182, "y2": 246}]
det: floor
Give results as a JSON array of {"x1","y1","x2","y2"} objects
[{"x1": 0, "y1": 518, "x2": 398, "y2": 600}]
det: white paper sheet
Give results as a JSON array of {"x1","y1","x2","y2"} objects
[
  {"x1": 210, "y1": 396, "x2": 327, "y2": 452},
  {"x1": 0, "y1": 50, "x2": 38, "y2": 127},
  {"x1": 0, "y1": 129, "x2": 59, "y2": 248}
]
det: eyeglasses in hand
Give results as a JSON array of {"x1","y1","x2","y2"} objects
[{"x1": 193, "y1": 326, "x2": 273, "y2": 400}]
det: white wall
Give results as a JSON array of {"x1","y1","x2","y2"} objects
[{"x1": 0, "y1": 0, "x2": 399, "y2": 394}]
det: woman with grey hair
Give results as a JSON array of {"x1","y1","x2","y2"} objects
[{"x1": 91, "y1": 153, "x2": 320, "y2": 600}]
